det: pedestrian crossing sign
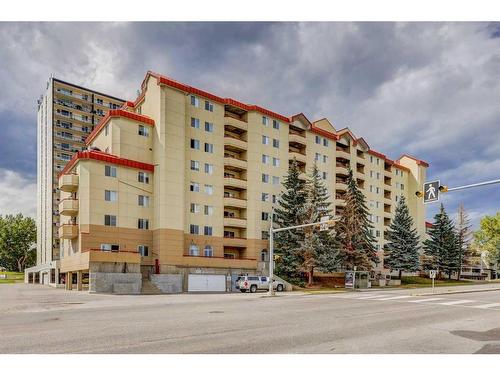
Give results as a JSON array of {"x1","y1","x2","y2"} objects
[{"x1": 423, "y1": 180, "x2": 440, "y2": 204}]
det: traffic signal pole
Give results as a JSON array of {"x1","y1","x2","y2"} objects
[{"x1": 442, "y1": 178, "x2": 500, "y2": 193}]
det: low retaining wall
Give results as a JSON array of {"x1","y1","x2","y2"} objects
[
  {"x1": 89, "y1": 272, "x2": 142, "y2": 294},
  {"x1": 150, "y1": 274, "x2": 183, "y2": 293}
]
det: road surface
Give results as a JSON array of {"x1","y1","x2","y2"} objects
[{"x1": 1, "y1": 283, "x2": 499, "y2": 353}]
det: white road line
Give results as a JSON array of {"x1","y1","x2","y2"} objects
[
  {"x1": 470, "y1": 303, "x2": 500, "y2": 309},
  {"x1": 438, "y1": 299, "x2": 474, "y2": 306},
  {"x1": 408, "y1": 298, "x2": 445, "y2": 303},
  {"x1": 377, "y1": 296, "x2": 413, "y2": 301},
  {"x1": 355, "y1": 294, "x2": 392, "y2": 300}
]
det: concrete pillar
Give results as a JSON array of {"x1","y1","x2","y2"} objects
[
  {"x1": 67, "y1": 272, "x2": 73, "y2": 290},
  {"x1": 55, "y1": 268, "x2": 60, "y2": 286},
  {"x1": 77, "y1": 271, "x2": 83, "y2": 291}
]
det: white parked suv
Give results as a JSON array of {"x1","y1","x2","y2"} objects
[{"x1": 236, "y1": 275, "x2": 285, "y2": 293}]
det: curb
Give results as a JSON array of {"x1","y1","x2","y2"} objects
[{"x1": 412, "y1": 287, "x2": 500, "y2": 297}]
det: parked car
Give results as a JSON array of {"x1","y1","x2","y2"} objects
[{"x1": 235, "y1": 275, "x2": 284, "y2": 293}]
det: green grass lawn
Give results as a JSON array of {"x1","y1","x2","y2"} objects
[
  {"x1": 0, "y1": 271, "x2": 24, "y2": 284},
  {"x1": 399, "y1": 276, "x2": 473, "y2": 288}
]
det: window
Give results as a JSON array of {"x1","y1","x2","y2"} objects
[
  {"x1": 138, "y1": 171, "x2": 150, "y2": 184},
  {"x1": 400, "y1": 183, "x2": 405, "y2": 190},
  {"x1": 261, "y1": 192, "x2": 269, "y2": 202},
  {"x1": 262, "y1": 174, "x2": 269, "y2": 183},
  {"x1": 190, "y1": 182, "x2": 200, "y2": 192},
  {"x1": 376, "y1": 230, "x2": 381, "y2": 238},
  {"x1": 395, "y1": 195, "x2": 399, "y2": 203},
  {"x1": 204, "y1": 225, "x2": 213, "y2": 236},
  {"x1": 191, "y1": 117, "x2": 200, "y2": 129},
  {"x1": 205, "y1": 122, "x2": 214, "y2": 133},
  {"x1": 105, "y1": 124, "x2": 109, "y2": 136},
  {"x1": 272, "y1": 176, "x2": 280, "y2": 185},
  {"x1": 322, "y1": 172, "x2": 328, "y2": 180},
  {"x1": 376, "y1": 159, "x2": 380, "y2": 165},
  {"x1": 315, "y1": 135, "x2": 321, "y2": 144},
  {"x1": 204, "y1": 143, "x2": 214, "y2": 153},
  {"x1": 204, "y1": 163, "x2": 214, "y2": 175},
  {"x1": 190, "y1": 139, "x2": 200, "y2": 150},
  {"x1": 272, "y1": 194, "x2": 277, "y2": 204},
  {"x1": 224, "y1": 253, "x2": 235, "y2": 259},
  {"x1": 189, "y1": 243, "x2": 199, "y2": 256},
  {"x1": 369, "y1": 185, "x2": 374, "y2": 193},
  {"x1": 204, "y1": 205, "x2": 214, "y2": 216},
  {"x1": 376, "y1": 187, "x2": 380, "y2": 194},
  {"x1": 205, "y1": 100, "x2": 213, "y2": 112},
  {"x1": 262, "y1": 135, "x2": 269, "y2": 145},
  {"x1": 138, "y1": 245, "x2": 149, "y2": 257},
  {"x1": 204, "y1": 184, "x2": 213, "y2": 195},
  {"x1": 323, "y1": 155, "x2": 328, "y2": 163},
  {"x1": 101, "y1": 244, "x2": 119, "y2": 252},
  {"x1": 190, "y1": 225, "x2": 199, "y2": 235},
  {"x1": 370, "y1": 171, "x2": 374, "y2": 178},
  {"x1": 273, "y1": 139, "x2": 279, "y2": 148},
  {"x1": 376, "y1": 172, "x2": 380, "y2": 180},
  {"x1": 370, "y1": 156, "x2": 374, "y2": 163},
  {"x1": 105, "y1": 165, "x2": 117, "y2": 177},
  {"x1": 262, "y1": 231, "x2": 269, "y2": 240},
  {"x1": 262, "y1": 212, "x2": 270, "y2": 221},
  {"x1": 262, "y1": 154, "x2": 270, "y2": 164},
  {"x1": 261, "y1": 250, "x2": 268, "y2": 262},
  {"x1": 190, "y1": 160, "x2": 200, "y2": 171},
  {"x1": 190, "y1": 95, "x2": 199, "y2": 107},
  {"x1": 190, "y1": 203, "x2": 201, "y2": 214},
  {"x1": 272, "y1": 157, "x2": 280, "y2": 167},
  {"x1": 104, "y1": 215, "x2": 116, "y2": 227},
  {"x1": 315, "y1": 153, "x2": 321, "y2": 161},
  {"x1": 138, "y1": 195, "x2": 149, "y2": 207},
  {"x1": 376, "y1": 201, "x2": 381, "y2": 208},
  {"x1": 262, "y1": 116, "x2": 269, "y2": 125},
  {"x1": 273, "y1": 120, "x2": 280, "y2": 129},
  {"x1": 138, "y1": 125, "x2": 149, "y2": 137},
  {"x1": 369, "y1": 200, "x2": 375, "y2": 208},
  {"x1": 105, "y1": 190, "x2": 117, "y2": 202},
  {"x1": 323, "y1": 138, "x2": 329, "y2": 147},
  {"x1": 138, "y1": 219, "x2": 149, "y2": 230},
  {"x1": 224, "y1": 230, "x2": 235, "y2": 238},
  {"x1": 204, "y1": 245, "x2": 213, "y2": 256}
]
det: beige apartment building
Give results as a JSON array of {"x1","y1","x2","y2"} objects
[
  {"x1": 25, "y1": 78, "x2": 124, "y2": 285},
  {"x1": 29, "y1": 71, "x2": 428, "y2": 293}
]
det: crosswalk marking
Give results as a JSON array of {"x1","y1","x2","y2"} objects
[
  {"x1": 438, "y1": 299, "x2": 474, "y2": 306},
  {"x1": 408, "y1": 298, "x2": 445, "y2": 303},
  {"x1": 377, "y1": 296, "x2": 412, "y2": 301},
  {"x1": 355, "y1": 294, "x2": 392, "y2": 300},
  {"x1": 470, "y1": 303, "x2": 500, "y2": 309}
]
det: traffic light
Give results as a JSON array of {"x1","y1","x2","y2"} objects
[
  {"x1": 438, "y1": 185, "x2": 448, "y2": 193},
  {"x1": 415, "y1": 191, "x2": 423, "y2": 197}
]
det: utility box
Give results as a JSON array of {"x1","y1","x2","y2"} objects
[{"x1": 345, "y1": 271, "x2": 370, "y2": 289}]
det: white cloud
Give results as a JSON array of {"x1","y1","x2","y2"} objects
[{"x1": 0, "y1": 169, "x2": 36, "y2": 218}]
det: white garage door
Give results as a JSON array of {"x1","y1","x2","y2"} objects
[{"x1": 188, "y1": 274, "x2": 226, "y2": 292}]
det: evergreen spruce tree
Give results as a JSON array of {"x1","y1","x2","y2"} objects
[
  {"x1": 455, "y1": 203, "x2": 472, "y2": 280},
  {"x1": 274, "y1": 158, "x2": 306, "y2": 283},
  {"x1": 335, "y1": 168, "x2": 378, "y2": 270},
  {"x1": 383, "y1": 195, "x2": 420, "y2": 279},
  {"x1": 423, "y1": 204, "x2": 460, "y2": 279},
  {"x1": 297, "y1": 164, "x2": 341, "y2": 286}
]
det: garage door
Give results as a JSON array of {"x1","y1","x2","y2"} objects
[{"x1": 188, "y1": 274, "x2": 226, "y2": 292}]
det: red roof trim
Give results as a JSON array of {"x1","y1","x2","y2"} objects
[
  {"x1": 310, "y1": 124, "x2": 339, "y2": 141},
  {"x1": 425, "y1": 221, "x2": 434, "y2": 228},
  {"x1": 85, "y1": 109, "x2": 155, "y2": 146},
  {"x1": 397, "y1": 154, "x2": 430, "y2": 168},
  {"x1": 148, "y1": 71, "x2": 291, "y2": 123},
  {"x1": 59, "y1": 150, "x2": 154, "y2": 177}
]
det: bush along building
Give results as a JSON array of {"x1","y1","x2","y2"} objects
[{"x1": 29, "y1": 71, "x2": 428, "y2": 293}]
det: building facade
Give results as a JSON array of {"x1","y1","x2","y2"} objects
[
  {"x1": 27, "y1": 71, "x2": 428, "y2": 293},
  {"x1": 25, "y1": 78, "x2": 124, "y2": 285}
]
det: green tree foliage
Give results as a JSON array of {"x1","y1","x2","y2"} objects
[
  {"x1": 335, "y1": 168, "x2": 378, "y2": 270},
  {"x1": 383, "y1": 195, "x2": 420, "y2": 279},
  {"x1": 423, "y1": 204, "x2": 460, "y2": 279},
  {"x1": 0, "y1": 214, "x2": 37, "y2": 272},
  {"x1": 297, "y1": 164, "x2": 341, "y2": 286},
  {"x1": 274, "y1": 159, "x2": 306, "y2": 283},
  {"x1": 473, "y1": 212, "x2": 500, "y2": 269}
]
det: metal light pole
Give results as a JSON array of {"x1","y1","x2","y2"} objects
[{"x1": 268, "y1": 212, "x2": 275, "y2": 296}]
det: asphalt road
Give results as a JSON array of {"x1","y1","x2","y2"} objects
[{"x1": 1, "y1": 283, "x2": 500, "y2": 354}]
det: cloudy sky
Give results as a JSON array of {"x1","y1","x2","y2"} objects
[{"x1": 0, "y1": 22, "x2": 499, "y2": 227}]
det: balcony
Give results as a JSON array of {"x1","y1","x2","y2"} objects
[
  {"x1": 224, "y1": 134, "x2": 247, "y2": 151},
  {"x1": 224, "y1": 176, "x2": 247, "y2": 190},
  {"x1": 336, "y1": 162, "x2": 350, "y2": 173},
  {"x1": 59, "y1": 174, "x2": 79, "y2": 192},
  {"x1": 224, "y1": 156, "x2": 247, "y2": 171},
  {"x1": 384, "y1": 190, "x2": 391, "y2": 200},
  {"x1": 59, "y1": 224, "x2": 78, "y2": 239},
  {"x1": 384, "y1": 204, "x2": 391, "y2": 214},
  {"x1": 182, "y1": 253, "x2": 256, "y2": 269},
  {"x1": 289, "y1": 150, "x2": 306, "y2": 164},
  {"x1": 289, "y1": 133, "x2": 307, "y2": 146},
  {"x1": 336, "y1": 178, "x2": 348, "y2": 189},
  {"x1": 223, "y1": 217, "x2": 247, "y2": 228},
  {"x1": 222, "y1": 236, "x2": 247, "y2": 248},
  {"x1": 224, "y1": 115, "x2": 248, "y2": 131},
  {"x1": 223, "y1": 196, "x2": 247, "y2": 209},
  {"x1": 59, "y1": 198, "x2": 79, "y2": 216},
  {"x1": 384, "y1": 176, "x2": 392, "y2": 186},
  {"x1": 336, "y1": 143, "x2": 351, "y2": 155}
]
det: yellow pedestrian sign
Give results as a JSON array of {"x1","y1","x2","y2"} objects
[{"x1": 423, "y1": 180, "x2": 440, "y2": 204}]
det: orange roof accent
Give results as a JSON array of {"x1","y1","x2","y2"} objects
[
  {"x1": 397, "y1": 154, "x2": 430, "y2": 168},
  {"x1": 425, "y1": 221, "x2": 434, "y2": 228},
  {"x1": 59, "y1": 150, "x2": 154, "y2": 178},
  {"x1": 85, "y1": 109, "x2": 155, "y2": 146}
]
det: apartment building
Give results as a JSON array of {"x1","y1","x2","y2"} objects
[
  {"x1": 29, "y1": 71, "x2": 428, "y2": 293},
  {"x1": 25, "y1": 78, "x2": 124, "y2": 285}
]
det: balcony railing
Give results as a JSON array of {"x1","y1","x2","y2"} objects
[
  {"x1": 59, "y1": 224, "x2": 78, "y2": 239},
  {"x1": 59, "y1": 198, "x2": 79, "y2": 216},
  {"x1": 223, "y1": 196, "x2": 247, "y2": 209}
]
